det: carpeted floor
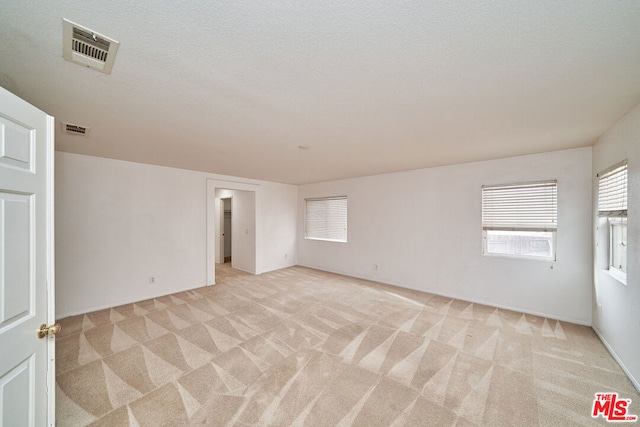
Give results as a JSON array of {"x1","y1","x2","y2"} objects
[{"x1": 55, "y1": 265, "x2": 638, "y2": 426}]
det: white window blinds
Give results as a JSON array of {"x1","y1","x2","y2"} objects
[
  {"x1": 482, "y1": 181, "x2": 558, "y2": 231},
  {"x1": 598, "y1": 161, "x2": 627, "y2": 217},
  {"x1": 304, "y1": 196, "x2": 347, "y2": 242}
]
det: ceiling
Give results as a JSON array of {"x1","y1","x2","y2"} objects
[{"x1": 1, "y1": 1, "x2": 640, "y2": 185}]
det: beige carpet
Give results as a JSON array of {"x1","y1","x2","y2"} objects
[{"x1": 55, "y1": 265, "x2": 638, "y2": 426}]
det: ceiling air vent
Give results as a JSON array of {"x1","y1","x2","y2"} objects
[
  {"x1": 62, "y1": 18, "x2": 119, "y2": 74},
  {"x1": 61, "y1": 122, "x2": 90, "y2": 136}
]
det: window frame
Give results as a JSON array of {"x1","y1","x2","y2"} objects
[
  {"x1": 608, "y1": 218, "x2": 627, "y2": 274},
  {"x1": 597, "y1": 160, "x2": 628, "y2": 282},
  {"x1": 481, "y1": 180, "x2": 558, "y2": 261},
  {"x1": 304, "y1": 196, "x2": 348, "y2": 243}
]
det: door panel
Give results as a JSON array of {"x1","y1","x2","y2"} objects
[
  {"x1": 0, "y1": 115, "x2": 34, "y2": 172},
  {"x1": 0, "y1": 193, "x2": 33, "y2": 327},
  {"x1": 0, "y1": 87, "x2": 54, "y2": 426},
  {"x1": 0, "y1": 355, "x2": 34, "y2": 426}
]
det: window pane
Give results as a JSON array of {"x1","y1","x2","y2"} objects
[
  {"x1": 609, "y1": 219, "x2": 627, "y2": 272},
  {"x1": 485, "y1": 230, "x2": 554, "y2": 258},
  {"x1": 481, "y1": 180, "x2": 557, "y2": 260}
]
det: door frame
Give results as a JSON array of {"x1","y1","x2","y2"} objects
[{"x1": 45, "y1": 114, "x2": 55, "y2": 425}]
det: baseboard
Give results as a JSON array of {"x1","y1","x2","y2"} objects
[
  {"x1": 414, "y1": 288, "x2": 592, "y2": 326},
  {"x1": 230, "y1": 265, "x2": 256, "y2": 275},
  {"x1": 296, "y1": 262, "x2": 591, "y2": 326},
  {"x1": 592, "y1": 325, "x2": 640, "y2": 393},
  {"x1": 257, "y1": 262, "x2": 298, "y2": 275},
  {"x1": 56, "y1": 282, "x2": 206, "y2": 319}
]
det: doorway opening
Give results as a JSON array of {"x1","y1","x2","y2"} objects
[{"x1": 206, "y1": 179, "x2": 258, "y2": 286}]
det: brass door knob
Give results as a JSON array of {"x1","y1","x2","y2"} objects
[{"x1": 37, "y1": 323, "x2": 61, "y2": 339}]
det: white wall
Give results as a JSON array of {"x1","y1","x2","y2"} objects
[
  {"x1": 298, "y1": 147, "x2": 593, "y2": 324},
  {"x1": 56, "y1": 152, "x2": 297, "y2": 318},
  {"x1": 592, "y1": 103, "x2": 640, "y2": 390},
  {"x1": 255, "y1": 181, "x2": 299, "y2": 273},
  {"x1": 232, "y1": 191, "x2": 256, "y2": 273}
]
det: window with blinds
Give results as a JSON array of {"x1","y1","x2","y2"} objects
[
  {"x1": 598, "y1": 161, "x2": 627, "y2": 217},
  {"x1": 482, "y1": 181, "x2": 558, "y2": 231},
  {"x1": 598, "y1": 161, "x2": 628, "y2": 276},
  {"x1": 304, "y1": 196, "x2": 347, "y2": 242},
  {"x1": 482, "y1": 180, "x2": 557, "y2": 259}
]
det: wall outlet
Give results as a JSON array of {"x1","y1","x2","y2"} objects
[
  {"x1": 374, "y1": 264, "x2": 378, "y2": 271},
  {"x1": 149, "y1": 276, "x2": 156, "y2": 284},
  {"x1": 285, "y1": 253, "x2": 288, "y2": 259}
]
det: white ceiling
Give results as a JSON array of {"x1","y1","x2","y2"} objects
[{"x1": 1, "y1": 1, "x2": 640, "y2": 184}]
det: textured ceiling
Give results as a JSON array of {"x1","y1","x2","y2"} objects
[{"x1": 1, "y1": 1, "x2": 640, "y2": 184}]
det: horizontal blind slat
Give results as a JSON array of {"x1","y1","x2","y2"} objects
[
  {"x1": 305, "y1": 196, "x2": 347, "y2": 242},
  {"x1": 482, "y1": 180, "x2": 557, "y2": 230},
  {"x1": 598, "y1": 162, "x2": 627, "y2": 216}
]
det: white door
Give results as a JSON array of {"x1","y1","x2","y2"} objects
[
  {"x1": 223, "y1": 198, "x2": 232, "y2": 262},
  {"x1": 224, "y1": 210, "x2": 232, "y2": 261},
  {"x1": 0, "y1": 87, "x2": 55, "y2": 426},
  {"x1": 219, "y1": 198, "x2": 225, "y2": 264}
]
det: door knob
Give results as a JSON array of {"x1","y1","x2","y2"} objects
[{"x1": 37, "y1": 323, "x2": 61, "y2": 339}]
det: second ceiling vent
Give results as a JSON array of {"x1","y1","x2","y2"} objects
[
  {"x1": 62, "y1": 18, "x2": 120, "y2": 74},
  {"x1": 61, "y1": 122, "x2": 90, "y2": 136}
]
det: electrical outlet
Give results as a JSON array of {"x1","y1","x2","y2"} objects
[
  {"x1": 149, "y1": 276, "x2": 156, "y2": 284},
  {"x1": 374, "y1": 264, "x2": 378, "y2": 271},
  {"x1": 285, "y1": 253, "x2": 288, "y2": 259}
]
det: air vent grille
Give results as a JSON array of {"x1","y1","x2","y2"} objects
[
  {"x1": 72, "y1": 36, "x2": 109, "y2": 62},
  {"x1": 61, "y1": 122, "x2": 90, "y2": 136},
  {"x1": 63, "y1": 19, "x2": 119, "y2": 74}
]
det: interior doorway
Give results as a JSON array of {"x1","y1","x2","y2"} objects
[{"x1": 206, "y1": 179, "x2": 258, "y2": 286}]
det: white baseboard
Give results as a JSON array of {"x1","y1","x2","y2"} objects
[
  {"x1": 230, "y1": 265, "x2": 256, "y2": 275},
  {"x1": 297, "y1": 263, "x2": 591, "y2": 326},
  {"x1": 56, "y1": 282, "x2": 205, "y2": 319},
  {"x1": 592, "y1": 325, "x2": 640, "y2": 393}
]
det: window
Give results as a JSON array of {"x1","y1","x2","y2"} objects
[
  {"x1": 304, "y1": 196, "x2": 347, "y2": 242},
  {"x1": 482, "y1": 180, "x2": 557, "y2": 259},
  {"x1": 598, "y1": 161, "x2": 627, "y2": 276}
]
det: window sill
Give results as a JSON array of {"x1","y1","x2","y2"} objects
[
  {"x1": 606, "y1": 268, "x2": 627, "y2": 285},
  {"x1": 482, "y1": 252, "x2": 555, "y2": 262},
  {"x1": 304, "y1": 237, "x2": 347, "y2": 243}
]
